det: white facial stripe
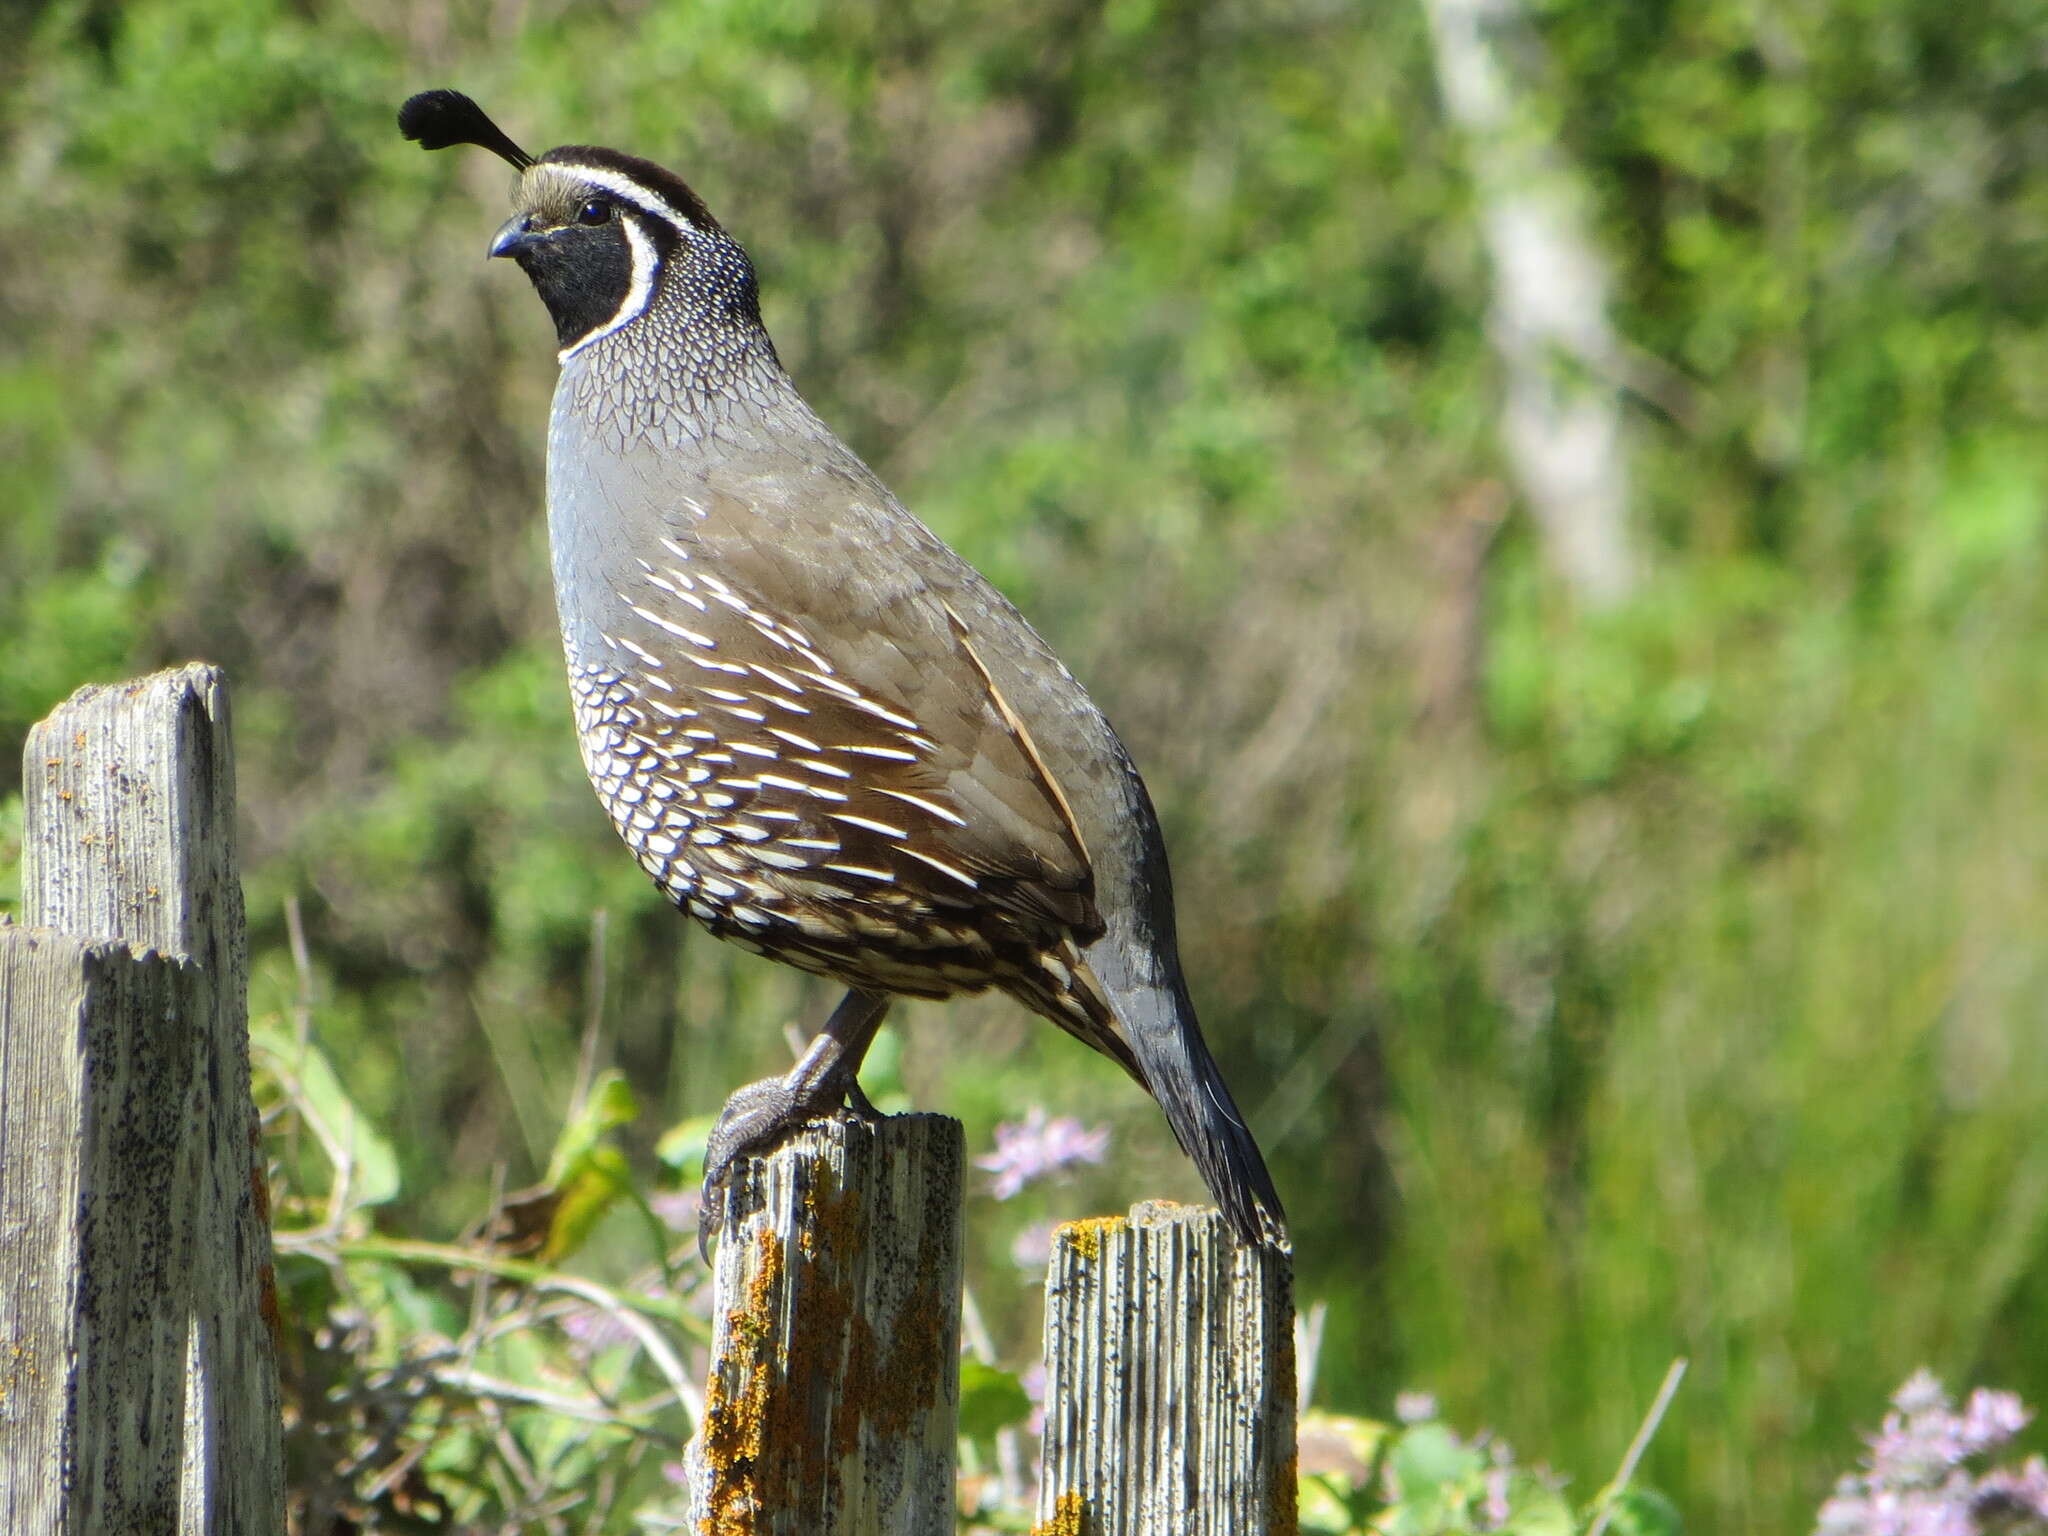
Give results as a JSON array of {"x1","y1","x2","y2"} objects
[
  {"x1": 558, "y1": 214, "x2": 659, "y2": 362},
  {"x1": 542, "y1": 163, "x2": 698, "y2": 233}
]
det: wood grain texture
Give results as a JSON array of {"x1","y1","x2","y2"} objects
[
  {"x1": 1, "y1": 665, "x2": 283, "y2": 1534},
  {"x1": 688, "y1": 1114, "x2": 964, "y2": 1536},
  {"x1": 1037, "y1": 1201, "x2": 1298, "y2": 1535},
  {"x1": 23, "y1": 665, "x2": 244, "y2": 976}
]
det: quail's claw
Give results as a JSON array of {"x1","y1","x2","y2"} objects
[
  {"x1": 843, "y1": 1075, "x2": 882, "y2": 1122},
  {"x1": 697, "y1": 1072, "x2": 863, "y2": 1260},
  {"x1": 696, "y1": 1187, "x2": 719, "y2": 1266}
]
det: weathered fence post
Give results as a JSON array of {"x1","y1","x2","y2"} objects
[
  {"x1": 1037, "y1": 1200, "x2": 1296, "y2": 1534},
  {"x1": 688, "y1": 1113, "x2": 964, "y2": 1535},
  {"x1": 0, "y1": 666, "x2": 285, "y2": 1532}
]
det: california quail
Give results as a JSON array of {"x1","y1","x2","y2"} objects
[{"x1": 399, "y1": 90, "x2": 1287, "y2": 1250}]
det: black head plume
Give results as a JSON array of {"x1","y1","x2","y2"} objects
[{"x1": 398, "y1": 89, "x2": 534, "y2": 170}]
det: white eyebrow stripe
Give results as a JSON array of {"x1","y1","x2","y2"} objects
[
  {"x1": 558, "y1": 214, "x2": 660, "y2": 361},
  {"x1": 541, "y1": 164, "x2": 698, "y2": 232}
]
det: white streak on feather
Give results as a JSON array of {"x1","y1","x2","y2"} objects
[
  {"x1": 837, "y1": 742, "x2": 919, "y2": 763},
  {"x1": 629, "y1": 605, "x2": 717, "y2": 650},
  {"x1": 792, "y1": 757, "x2": 852, "y2": 780},
  {"x1": 874, "y1": 787, "x2": 967, "y2": 827},
  {"x1": 900, "y1": 847, "x2": 980, "y2": 889},
  {"x1": 823, "y1": 863, "x2": 895, "y2": 883},
  {"x1": 829, "y1": 811, "x2": 908, "y2": 839}
]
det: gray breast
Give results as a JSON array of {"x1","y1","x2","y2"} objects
[{"x1": 543, "y1": 343, "x2": 1177, "y2": 995}]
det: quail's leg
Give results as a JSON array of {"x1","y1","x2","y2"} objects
[{"x1": 699, "y1": 988, "x2": 891, "y2": 1258}]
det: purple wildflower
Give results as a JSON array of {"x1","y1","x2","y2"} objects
[
  {"x1": 1816, "y1": 1372, "x2": 2042, "y2": 1536},
  {"x1": 1395, "y1": 1390, "x2": 1440, "y2": 1425},
  {"x1": 1010, "y1": 1219, "x2": 1058, "y2": 1270},
  {"x1": 1961, "y1": 1390, "x2": 2032, "y2": 1455},
  {"x1": 559, "y1": 1280, "x2": 674, "y2": 1359},
  {"x1": 1483, "y1": 1461, "x2": 1513, "y2": 1529},
  {"x1": 649, "y1": 1188, "x2": 700, "y2": 1232},
  {"x1": 1895, "y1": 1371, "x2": 1950, "y2": 1417},
  {"x1": 1977, "y1": 1457, "x2": 2048, "y2": 1525},
  {"x1": 976, "y1": 1108, "x2": 1110, "y2": 1199},
  {"x1": 559, "y1": 1303, "x2": 635, "y2": 1354},
  {"x1": 1023, "y1": 1362, "x2": 1048, "y2": 1439}
]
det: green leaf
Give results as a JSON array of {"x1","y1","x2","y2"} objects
[
  {"x1": 251, "y1": 1021, "x2": 400, "y2": 1208},
  {"x1": 1505, "y1": 1472, "x2": 1579, "y2": 1536},
  {"x1": 0, "y1": 794, "x2": 22, "y2": 913},
  {"x1": 1388, "y1": 1423, "x2": 1484, "y2": 1501},
  {"x1": 531, "y1": 1073, "x2": 655, "y2": 1263},
  {"x1": 957, "y1": 1357, "x2": 1033, "y2": 1441},
  {"x1": 544, "y1": 1069, "x2": 641, "y2": 1185},
  {"x1": 1295, "y1": 1410, "x2": 1392, "y2": 1532},
  {"x1": 657, "y1": 1114, "x2": 718, "y2": 1180},
  {"x1": 1298, "y1": 1470, "x2": 1366, "y2": 1535},
  {"x1": 345, "y1": 1253, "x2": 462, "y2": 1348},
  {"x1": 1593, "y1": 1487, "x2": 1684, "y2": 1536},
  {"x1": 541, "y1": 1143, "x2": 636, "y2": 1262}
]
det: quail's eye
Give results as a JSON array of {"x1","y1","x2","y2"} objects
[{"x1": 576, "y1": 198, "x2": 612, "y2": 226}]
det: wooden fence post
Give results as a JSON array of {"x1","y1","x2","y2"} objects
[
  {"x1": 0, "y1": 666, "x2": 284, "y2": 1533},
  {"x1": 1037, "y1": 1201, "x2": 1296, "y2": 1534},
  {"x1": 688, "y1": 1113, "x2": 964, "y2": 1535}
]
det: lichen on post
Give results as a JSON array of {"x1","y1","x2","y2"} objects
[{"x1": 687, "y1": 1112, "x2": 965, "y2": 1535}]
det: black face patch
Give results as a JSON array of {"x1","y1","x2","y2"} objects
[{"x1": 510, "y1": 219, "x2": 640, "y2": 350}]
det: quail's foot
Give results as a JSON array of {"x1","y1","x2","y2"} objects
[
  {"x1": 696, "y1": 1068, "x2": 883, "y2": 1259},
  {"x1": 697, "y1": 990, "x2": 892, "y2": 1259},
  {"x1": 697, "y1": 1074, "x2": 811, "y2": 1260}
]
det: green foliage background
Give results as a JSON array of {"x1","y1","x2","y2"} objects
[{"x1": 5, "y1": 0, "x2": 2048, "y2": 1526}]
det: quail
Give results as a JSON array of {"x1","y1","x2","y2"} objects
[{"x1": 398, "y1": 89, "x2": 1287, "y2": 1250}]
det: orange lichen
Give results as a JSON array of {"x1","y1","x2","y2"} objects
[
  {"x1": 695, "y1": 1127, "x2": 965, "y2": 1530},
  {"x1": 694, "y1": 1225, "x2": 785, "y2": 1535},
  {"x1": 804, "y1": 1137, "x2": 954, "y2": 1469},
  {"x1": 1269, "y1": 1444, "x2": 1301, "y2": 1536},
  {"x1": 1030, "y1": 1490, "x2": 1088, "y2": 1535},
  {"x1": 1054, "y1": 1215, "x2": 1126, "y2": 1265},
  {"x1": 858, "y1": 1236, "x2": 950, "y2": 1440}
]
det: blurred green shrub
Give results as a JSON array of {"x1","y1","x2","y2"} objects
[{"x1": 5, "y1": 0, "x2": 2048, "y2": 1527}]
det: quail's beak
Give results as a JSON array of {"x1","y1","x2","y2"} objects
[{"x1": 489, "y1": 213, "x2": 543, "y2": 260}]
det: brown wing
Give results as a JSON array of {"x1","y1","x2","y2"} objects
[{"x1": 586, "y1": 479, "x2": 1102, "y2": 965}]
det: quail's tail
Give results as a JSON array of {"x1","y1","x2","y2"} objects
[{"x1": 1071, "y1": 960, "x2": 1288, "y2": 1249}]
